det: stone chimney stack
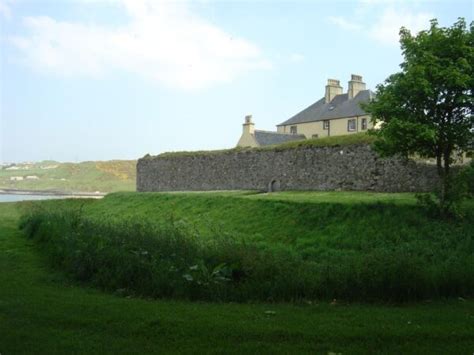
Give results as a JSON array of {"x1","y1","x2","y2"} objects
[
  {"x1": 325, "y1": 79, "x2": 343, "y2": 103},
  {"x1": 347, "y1": 74, "x2": 366, "y2": 99},
  {"x1": 243, "y1": 114, "x2": 255, "y2": 135}
]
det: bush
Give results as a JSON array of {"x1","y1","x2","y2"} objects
[
  {"x1": 415, "y1": 162, "x2": 474, "y2": 218},
  {"x1": 460, "y1": 160, "x2": 474, "y2": 197}
]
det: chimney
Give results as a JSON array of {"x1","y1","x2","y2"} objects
[
  {"x1": 325, "y1": 79, "x2": 343, "y2": 103},
  {"x1": 347, "y1": 74, "x2": 366, "y2": 99},
  {"x1": 243, "y1": 114, "x2": 255, "y2": 135}
]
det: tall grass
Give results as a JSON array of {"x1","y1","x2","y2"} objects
[{"x1": 20, "y1": 201, "x2": 474, "y2": 302}]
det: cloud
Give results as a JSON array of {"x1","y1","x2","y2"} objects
[
  {"x1": 289, "y1": 53, "x2": 305, "y2": 63},
  {"x1": 8, "y1": 0, "x2": 271, "y2": 90},
  {"x1": 327, "y1": 16, "x2": 362, "y2": 31},
  {"x1": 327, "y1": 1, "x2": 432, "y2": 47},
  {"x1": 0, "y1": 0, "x2": 13, "y2": 19},
  {"x1": 368, "y1": 8, "x2": 433, "y2": 45}
]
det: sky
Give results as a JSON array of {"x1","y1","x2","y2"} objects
[{"x1": 0, "y1": 0, "x2": 472, "y2": 163}]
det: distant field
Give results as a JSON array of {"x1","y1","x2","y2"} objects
[{"x1": 0, "y1": 160, "x2": 136, "y2": 193}]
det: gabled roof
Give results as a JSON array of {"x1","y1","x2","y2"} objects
[
  {"x1": 278, "y1": 90, "x2": 375, "y2": 126},
  {"x1": 254, "y1": 130, "x2": 305, "y2": 146}
]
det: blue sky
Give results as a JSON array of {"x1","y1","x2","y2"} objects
[{"x1": 1, "y1": 0, "x2": 472, "y2": 163}]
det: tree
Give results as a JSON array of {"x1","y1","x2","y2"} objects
[{"x1": 365, "y1": 18, "x2": 474, "y2": 214}]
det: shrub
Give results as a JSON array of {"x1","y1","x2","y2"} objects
[{"x1": 459, "y1": 160, "x2": 474, "y2": 197}]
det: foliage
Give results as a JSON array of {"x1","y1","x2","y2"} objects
[
  {"x1": 459, "y1": 160, "x2": 474, "y2": 196},
  {"x1": 364, "y1": 18, "x2": 474, "y2": 215},
  {"x1": 19, "y1": 192, "x2": 474, "y2": 302}
]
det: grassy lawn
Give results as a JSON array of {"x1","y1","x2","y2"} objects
[
  {"x1": 246, "y1": 191, "x2": 419, "y2": 204},
  {"x1": 1, "y1": 202, "x2": 474, "y2": 353},
  {"x1": 19, "y1": 191, "x2": 473, "y2": 303},
  {"x1": 80, "y1": 191, "x2": 473, "y2": 251}
]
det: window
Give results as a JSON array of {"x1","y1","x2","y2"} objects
[
  {"x1": 323, "y1": 120, "x2": 330, "y2": 130},
  {"x1": 312, "y1": 134, "x2": 319, "y2": 139},
  {"x1": 361, "y1": 118, "x2": 367, "y2": 130},
  {"x1": 347, "y1": 119, "x2": 356, "y2": 132},
  {"x1": 290, "y1": 126, "x2": 298, "y2": 134}
]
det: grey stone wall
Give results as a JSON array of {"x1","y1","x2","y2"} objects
[{"x1": 137, "y1": 144, "x2": 440, "y2": 193}]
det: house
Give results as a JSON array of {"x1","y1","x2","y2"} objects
[
  {"x1": 237, "y1": 74, "x2": 375, "y2": 148},
  {"x1": 26, "y1": 175, "x2": 39, "y2": 180},
  {"x1": 277, "y1": 74, "x2": 374, "y2": 138},
  {"x1": 237, "y1": 115, "x2": 305, "y2": 148},
  {"x1": 10, "y1": 176, "x2": 24, "y2": 181}
]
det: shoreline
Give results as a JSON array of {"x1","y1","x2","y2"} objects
[{"x1": 0, "y1": 188, "x2": 107, "y2": 198}]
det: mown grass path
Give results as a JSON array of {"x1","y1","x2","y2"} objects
[{"x1": 1, "y1": 202, "x2": 474, "y2": 354}]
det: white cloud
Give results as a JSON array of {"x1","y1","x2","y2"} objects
[
  {"x1": 328, "y1": 16, "x2": 362, "y2": 31},
  {"x1": 0, "y1": 0, "x2": 13, "y2": 19},
  {"x1": 289, "y1": 53, "x2": 305, "y2": 63},
  {"x1": 8, "y1": 0, "x2": 271, "y2": 90},
  {"x1": 368, "y1": 8, "x2": 433, "y2": 45},
  {"x1": 327, "y1": 1, "x2": 432, "y2": 47}
]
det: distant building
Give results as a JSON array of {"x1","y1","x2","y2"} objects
[
  {"x1": 40, "y1": 165, "x2": 58, "y2": 170},
  {"x1": 10, "y1": 176, "x2": 24, "y2": 181},
  {"x1": 6, "y1": 166, "x2": 20, "y2": 171},
  {"x1": 26, "y1": 175, "x2": 39, "y2": 180}
]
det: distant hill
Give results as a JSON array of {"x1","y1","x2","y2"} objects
[{"x1": 0, "y1": 160, "x2": 136, "y2": 193}]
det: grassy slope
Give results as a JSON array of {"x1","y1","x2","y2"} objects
[
  {"x1": 0, "y1": 160, "x2": 136, "y2": 193},
  {"x1": 81, "y1": 191, "x2": 473, "y2": 261},
  {"x1": 1, "y1": 202, "x2": 474, "y2": 353}
]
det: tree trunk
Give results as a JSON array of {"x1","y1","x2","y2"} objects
[{"x1": 439, "y1": 147, "x2": 452, "y2": 215}]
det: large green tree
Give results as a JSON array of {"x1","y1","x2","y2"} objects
[{"x1": 365, "y1": 18, "x2": 473, "y2": 213}]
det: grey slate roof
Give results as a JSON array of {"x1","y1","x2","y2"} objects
[
  {"x1": 278, "y1": 90, "x2": 375, "y2": 126},
  {"x1": 254, "y1": 130, "x2": 305, "y2": 146}
]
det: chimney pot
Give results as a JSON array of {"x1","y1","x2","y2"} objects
[
  {"x1": 243, "y1": 114, "x2": 255, "y2": 134},
  {"x1": 348, "y1": 74, "x2": 366, "y2": 99},
  {"x1": 325, "y1": 78, "x2": 343, "y2": 103}
]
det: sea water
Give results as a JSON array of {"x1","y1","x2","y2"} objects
[{"x1": 0, "y1": 194, "x2": 69, "y2": 203}]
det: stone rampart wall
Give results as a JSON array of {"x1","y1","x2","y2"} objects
[{"x1": 137, "y1": 144, "x2": 440, "y2": 192}]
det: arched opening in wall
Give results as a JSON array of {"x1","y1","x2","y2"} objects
[{"x1": 268, "y1": 179, "x2": 281, "y2": 193}]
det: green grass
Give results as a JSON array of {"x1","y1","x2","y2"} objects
[
  {"x1": 19, "y1": 191, "x2": 474, "y2": 302},
  {"x1": 265, "y1": 132, "x2": 376, "y2": 150},
  {"x1": 0, "y1": 160, "x2": 136, "y2": 193},
  {"x1": 2, "y1": 202, "x2": 474, "y2": 353},
  {"x1": 246, "y1": 191, "x2": 418, "y2": 204},
  {"x1": 82, "y1": 191, "x2": 473, "y2": 248},
  {"x1": 152, "y1": 132, "x2": 373, "y2": 159}
]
